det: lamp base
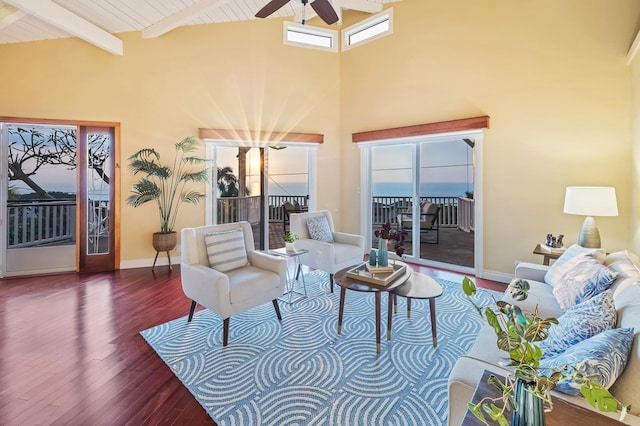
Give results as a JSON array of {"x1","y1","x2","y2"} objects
[{"x1": 578, "y1": 216, "x2": 601, "y2": 248}]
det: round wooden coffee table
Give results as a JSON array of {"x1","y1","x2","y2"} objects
[
  {"x1": 387, "y1": 272, "x2": 443, "y2": 347},
  {"x1": 333, "y1": 262, "x2": 412, "y2": 353}
]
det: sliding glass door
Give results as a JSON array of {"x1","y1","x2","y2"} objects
[{"x1": 364, "y1": 133, "x2": 478, "y2": 272}]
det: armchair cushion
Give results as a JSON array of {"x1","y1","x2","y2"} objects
[
  {"x1": 307, "y1": 216, "x2": 334, "y2": 243},
  {"x1": 227, "y1": 265, "x2": 281, "y2": 304},
  {"x1": 204, "y1": 229, "x2": 249, "y2": 272}
]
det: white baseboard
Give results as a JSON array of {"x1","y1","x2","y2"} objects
[
  {"x1": 120, "y1": 257, "x2": 179, "y2": 269},
  {"x1": 477, "y1": 269, "x2": 513, "y2": 284}
]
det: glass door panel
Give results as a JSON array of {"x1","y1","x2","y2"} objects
[
  {"x1": 78, "y1": 126, "x2": 116, "y2": 272},
  {"x1": 418, "y1": 140, "x2": 474, "y2": 267},
  {"x1": 267, "y1": 146, "x2": 310, "y2": 249},
  {"x1": 371, "y1": 144, "x2": 414, "y2": 256},
  {"x1": 3, "y1": 124, "x2": 77, "y2": 276},
  {"x1": 215, "y1": 147, "x2": 264, "y2": 249}
]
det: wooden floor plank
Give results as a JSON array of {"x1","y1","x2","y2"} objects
[{"x1": 0, "y1": 264, "x2": 503, "y2": 425}]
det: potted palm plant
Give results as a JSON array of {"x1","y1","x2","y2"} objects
[{"x1": 127, "y1": 136, "x2": 208, "y2": 254}]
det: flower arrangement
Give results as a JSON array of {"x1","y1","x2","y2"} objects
[
  {"x1": 374, "y1": 222, "x2": 407, "y2": 257},
  {"x1": 462, "y1": 276, "x2": 629, "y2": 425}
]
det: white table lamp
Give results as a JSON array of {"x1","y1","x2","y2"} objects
[{"x1": 563, "y1": 186, "x2": 618, "y2": 248}]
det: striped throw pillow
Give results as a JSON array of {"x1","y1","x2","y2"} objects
[{"x1": 204, "y1": 229, "x2": 248, "y2": 272}]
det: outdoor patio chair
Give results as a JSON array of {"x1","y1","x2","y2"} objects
[
  {"x1": 180, "y1": 221, "x2": 286, "y2": 346},
  {"x1": 290, "y1": 210, "x2": 365, "y2": 292},
  {"x1": 397, "y1": 202, "x2": 440, "y2": 244},
  {"x1": 282, "y1": 201, "x2": 306, "y2": 232}
]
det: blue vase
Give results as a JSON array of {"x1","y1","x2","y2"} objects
[
  {"x1": 378, "y1": 238, "x2": 389, "y2": 267},
  {"x1": 369, "y1": 249, "x2": 377, "y2": 266},
  {"x1": 511, "y1": 379, "x2": 545, "y2": 426}
]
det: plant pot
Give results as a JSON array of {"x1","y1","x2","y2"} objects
[
  {"x1": 285, "y1": 242, "x2": 295, "y2": 252},
  {"x1": 511, "y1": 379, "x2": 545, "y2": 426},
  {"x1": 153, "y1": 231, "x2": 177, "y2": 252}
]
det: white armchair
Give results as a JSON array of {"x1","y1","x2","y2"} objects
[
  {"x1": 290, "y1": 210, "x2": 365, "y2": 292},
  {"x1": 180, "y1": 221, "x2": 286, "y2": 346}
]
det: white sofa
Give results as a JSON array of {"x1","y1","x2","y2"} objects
[{"x1": 447, "y1": 250, "x2": 640, "y2": 425}]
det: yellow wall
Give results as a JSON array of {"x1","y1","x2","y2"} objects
[
  {"x1": 0, "y1": 19, "x2": 341, "y2": 264},
  {"x1": 341, "y1": 0, "x2": 640, "y2": 274},
  {"x1": 1, "y1": 0, "x2": 639, "y2": 275},
  {"x1": 632, "y1": 43, "x2": 640, "y2": 254}
]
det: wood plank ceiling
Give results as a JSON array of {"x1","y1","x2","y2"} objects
[{"x1": 0, "y1": 0, "x2": 396, "y2": 55}]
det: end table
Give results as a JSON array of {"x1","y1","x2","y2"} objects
[{"x1": 269, "y1": 247, "x2": 309, "y2": 303}]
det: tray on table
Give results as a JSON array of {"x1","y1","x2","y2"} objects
[{"x1": 346, "y1": 262, "x2": 406, "y2": 286}]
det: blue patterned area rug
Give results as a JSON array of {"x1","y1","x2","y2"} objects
[{"x1": 141, "y1": 271, "x2": 500, "y2": 426}]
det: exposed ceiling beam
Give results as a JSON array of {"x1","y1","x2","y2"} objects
[
  {"x1": 4, "y1": 0, "x2": 123, "y2": 55},
  {"x1": 339, "y1": 0, "x2": 383, "y2": 13},
  {"x1": 0, "y1": 4, "x2": 26, "y2": 29},
  {"x1": 142, "y1": 0, "x2": 233, "y2": 39},
  {"x1": 294, "y1": 0, "x2": 383, "y2": 26}
]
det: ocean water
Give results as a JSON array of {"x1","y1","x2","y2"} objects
[
  {"x1": 267, "y1": 181, "x2": 472, "y2": 197},
  {"x1": 373, "y1": 182, "x2": 472, "y2": 197}
]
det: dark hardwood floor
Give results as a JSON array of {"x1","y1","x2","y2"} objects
[{"x1": 0, "y1": 264, "x2": 504, "y2": 425}]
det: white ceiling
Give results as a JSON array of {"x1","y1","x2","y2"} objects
[{"x1": 0, "y1": 0, "x2": 396, "y2": 55}]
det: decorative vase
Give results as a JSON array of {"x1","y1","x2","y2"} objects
[
  {"x1": 286, "y1": 242, "x2": 295, "y2": 252},
  {"x1": 511, "y1": 379, "x2": 545, "y2": 426},
  {"x1": 378, "y1": 238, "x2": 389, "y2": 267},
  {"x1": 369, "y1": 249, "x2": 377, "y2": 266}
]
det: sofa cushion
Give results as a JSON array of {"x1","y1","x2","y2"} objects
[
  {"x1": 307, "y1": 216, "x2": 334, "y2": 243},
  {"x1": 544, "y1": 244, "x2": 604, "y2": 287},
  {"x1": 204, "y1": 229, "x2": 249, "y2": 272},
  {"x1": 539, "y1": 328, "x2": 634, "y2": 396},
  {"x1": 552, "y1": 257, "x2": 617, "y2": 310},
  {"x1": 539, "y1": 290, "x2": 616, "y2": 358},
  {"x1": 604, "y1": 250, "x2": 640, "y2": 298}
]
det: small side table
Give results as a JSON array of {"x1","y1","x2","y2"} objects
[
  {"x1": 532, "y1": 244, "x2": 563, "y2": 266},
  {"x1": 269, "y1": 247, "x2": 309, "y2": 303}
]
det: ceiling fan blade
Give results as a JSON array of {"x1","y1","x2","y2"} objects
[
  {"x1": 256, "y1": 0, "x2": 291, "y2": 18},
  {"x1": 311, "y1": 0, "x2": 339, "y2": 25}
]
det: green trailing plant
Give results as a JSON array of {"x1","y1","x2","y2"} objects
[
  {"x1": 462, "y1": 276, "x2": 630, "y2": 425},
  {"x1": 283, "y1": 231, "x2": 298, "y2": 243},
  {"x1": 127, "y1": 136, "x2": 209, "y2": 234}
]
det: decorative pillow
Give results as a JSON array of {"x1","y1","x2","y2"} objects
[
  {"x1": 552, "y1": 257, "x2": 617, "y2": 310},
  {"x1": 539, "y1": 328, "x2": 634, "y2": 395},
  {"x1": 307, "y1": 216, "x2": 334, "y2": 243},
  {"x1": 539, "y1": 290, "x2": 616, "y2": 359},
  {"x1": 204, "y1": 229, "x2": 248, "y2": 272},
  {"x1": 544, "y1": 244, "x2": 604, "y2": 287}
]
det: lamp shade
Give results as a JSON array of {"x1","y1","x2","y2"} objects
[{"x1": 563, "y1": 187, "x2": 618, "y2": 217}]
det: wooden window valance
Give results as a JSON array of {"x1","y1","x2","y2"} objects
[
  {"x1": 199, "y1": 128, "x2": 323, "y2": 144},
  {"x1": 352, "y1": 116, "x2": 490, "y2": 143}
]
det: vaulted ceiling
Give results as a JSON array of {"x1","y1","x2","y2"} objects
[{"x1": 0, "y1": 0, "x2": 396, "y2": 55}]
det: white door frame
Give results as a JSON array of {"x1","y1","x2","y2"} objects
[{"x1": 358, "y1": 129, "x2": 484, "y2": 277}]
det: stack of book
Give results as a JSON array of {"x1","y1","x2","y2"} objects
[{"x1": 539, "y1": 244, "x2": 566, "y2": 254}]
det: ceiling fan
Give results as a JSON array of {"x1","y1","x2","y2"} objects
[{"x1": 255, "y1": 0, "x2": 339, "y2": 25}]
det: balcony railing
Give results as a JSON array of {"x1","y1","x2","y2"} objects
[
  {"x1": 457, "y1": 197, "x2": 475, "y2": 232},
  {"x1": 7, "y1": 200, "x2": 76, "y2": 248},
  {"x1": 371, "y1": 196, "x2": 460, "y2": 228}
]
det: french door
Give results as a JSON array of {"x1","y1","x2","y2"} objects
[{"x1": 0, "y1": 120, "x2": 118, "y2": 277}]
